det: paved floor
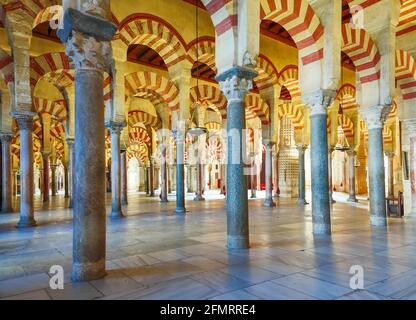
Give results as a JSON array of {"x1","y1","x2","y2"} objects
[{"x1": 0, "y1": 190, "x2": 416, "y2": 300}]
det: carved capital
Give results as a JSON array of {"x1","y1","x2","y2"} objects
[
  {"x1": 0, "y1": 134, "x2": 13, "y2": 144},
  {"x1": 106, "y1": 121, "x2": 126, "y2": 135},
  {"x1": 360, "y1": 104, "x2": 391, "y2": 130},
  {"x1": 65, "y1": 30, "x2": 114, "y2": 72},
  {"x1": 13, "y1": 112, "x2": 35, "y2": 131},
  {"x1": 296, "y1": 144, "x2": 308, "y2": 154},
  {"x1": 346, "y1": 149, "x2": 357, "y2": 157},
  {"x1": 217, "y1": 67, "x2": 257, "y2": 102},
  {"x1": 385, "y1": 151, "x2": 395, "y2": 159},
  {"x1": 303, "y1": 90, "x2": 337, "y2": 116}
]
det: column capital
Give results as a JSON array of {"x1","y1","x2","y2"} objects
[
  {"x1": 0, "y1": 134, "x2": 13, "y2": 144},
  {"x1": 106, "y1": 121, "x2": 126, "y2": 135},
  {"x1": 296, "y1": 144, "x2": 308, "y2": 153},
  {"x1": 359, "y1": 104, "x2": 391, "y2": 130},
  {"x1": 216, "y1": 67, "x2": 257, "y2": 102},
  {"x1": 66, "y1": 138, "x2": 75, "y2": 147},
  {"x1": 12, "y1": 112, "x2": 35, "y2": 130},
  {"x1": 263, "y1": 139, "x2": 275, "y2": 148},
  {"x1": 303, "y1": 89, "x2": 337, "y2": 116},
  {"x1": 346, "y1": 149, "x2": 357, "y2": 157},
  {"x1": 385, "y1": 151, "x2": 395, "y2": 159}
]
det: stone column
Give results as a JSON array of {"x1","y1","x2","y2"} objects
[
  {"x1": 175, "y1": 132, "x2": 186, "y2": 214},
  {"x1": 13, "y1": 170, "x2": 18, "y2": 196},
  {"x1": 328, "y1": 146, "x2": 336, "y2": 204},
  {"x1": 58, "y1": 8, "x2": 116, "y2": 281},
  {"x1": 250, "y1": 154, "x2": 257, "y2": 199},
  {"x1": 15, "y1": 115, "x2": 36, "y2": 227},
  {"x1": 304, "y1": 90, "x2": 335, "y2": 235},
  {"x1": 408, "y1": 132, "x2": 416, "y2": 217},
  {"x1": 107, "y1": 123, "x2": 124, "y2": 218},
  {"x1": 194, "y1": 164, "x2": 205, "y2": 201},
  {"x1": 64, "y1": 164, "x2": 69, "y2": 198},
  {"x1": 263, "y1": 140, "x2": 276, "y2": 207},
  {"x1": 218, "y1": 67, "x2": 256, "y2": 249},
  {"x1": 160, "y1": 145, "x2": 168, "y2": 203},
  {"x1": 51, "y1": 164, "x2": 58, "y2": 196},
  {"x1": 347, "y1": 149, "x2": 358, "y2": 202},
  {"x1": 360, "y1": 104, "x2": 390, "y2": 227},
  {"x1": 121, "y1": 149, "x2": 128, "y2": 205},
  {"x1": 67, "y1": 139, "x2": 75, "y2": 208},
  {"x1": 0, "y1": 135, "x2": 13, "y2": 213},
  {"x1": 149, "y1": 159, "x2": 155, "y2": 197},
  {"x1": 273, "y1": 152, "x2": 280, "y2": 197},
  {"x1": 296, "y1": 144, "x2": 308, "y2": 205},
  {"x1": 42, "y1": 152, "x2": 50, "y2": 202},
  {"x1": 386, "y1": 152, "x2": 395, "y2": 200},
  {"x1": 145, "y1": 167, "x2": 149, "y2": 195},
  {"x1": 167, "y1": 165, "x2": 172, "y2": 193}
]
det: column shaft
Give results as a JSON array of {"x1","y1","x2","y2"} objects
[
  {"x1": 51, "y1": 165, "x2": 57, "y2": 196},
  {"x1": 264, "y1": 142, "x2": 275, "y2": 207},
  {"x1": 42, "y1": 154, "x2": 50, "y2": 202},
  {"x1": 16, "y1": 116, "x2": 36, "y2": 227},
  {"x1": 160, "y1": 147, "x2": 168, "y2": 203},
  {"x1": 347, "y1": 150, "x2": 358, "y2": 202},
  {"x1": 149, "y1": 160, "x2": 154, "y2": 197},
  {"x1": 1, "y1": 135, "x2": 13, "y2": 213},
  {"x1": 297, "y1": 145, "x2": 307, "y2": 205},
  {"x1": 64, "y1": 165, "x2": 69, "y2": 198},
  {"x1": 328, "y1": 147, "x2": 335, "y2": 204},
  {"x1": 176, "y1": 136, "x2": 186, "y2": 214},
  {"x1": 109, "y1": 125, "x2": 124, "y2": 218},
  {"x1": 121, "y1": 150, "x2": 128, "y2": 205},
  {"x1": 194, "y1": 164, "x2": 205, "y2": 201}
]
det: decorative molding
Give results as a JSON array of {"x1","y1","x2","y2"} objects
[
  {"x1": 360, "y1": 104, "x2": 391, "y2": 130},
  {"x1": 0, "y1": 134, "x2": 13, "y2": 144},
  {"x1": 216, "y1": 67, "x2": 257, "y2": 102}
]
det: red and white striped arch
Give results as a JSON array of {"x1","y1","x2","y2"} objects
[
  {"x1": 32, "y1": 4, "x2": 62, "y2": 29},
  {"x1": 260, "y1": 0, "x2": 324, "y2": 65},
  {"x1": 125, "y1": 71, "x2": 179, "y2": 111},
  {"x1": 396, "y1": 0, "x2": 416, "y2": 36},
  {"x1": 190, "y1": 84, "x2": 227, "y2": 120},
  {"x1": 0, "y1": 49, "x2": 14, "y2": 85},
  {"x1": 128, "y1": 110, "x2": 159, "y2": 128},
  {"x1": 187, "y1": 37, "x2": 217, "y2": 73},
  {"x1": 341, "y1": 23, "x2": 380, "y2": 84},
  {"x1": 278, "y1": 65, "x2": 301, "y2": 100},
  {"x1": 50, "y1": 120, "x2": 65, "y2": 140},
  {"x1": 336, "y1": 84, "x2": 357, "y2": 111},
  {"x1": 117, "y1": 14, "x2": 187, "y2": 69},
  {"x1": 245, "y1": 93, "x2": 270, "y2": 126},
  {"x1": 338, "y1": 114, "x2": 354, "y2": 138},
  {"x1": 396, "y1": 49, "x2": 416, "y2": 100},
  {"x1": 30, "y1": 52, "x2": 71, "y2": 89},
  {"x1": 200, "y1": 0, "x2": 236, "y2": 37},
  {"x1": 254, "y1": 54, "x2": 279, "y2": 91},
  {"x1": 277, "y1": 103, "x2": 304, "y2": 129},
  {"x1": 33, "y1": 97, "x2": 67, "y2": 122},
  {"x1": 128, "y1": 126, "x2": 151, "y2": 145},
  {"x1": 205, "y1": 121, "x2": 222, "y2": 132}
]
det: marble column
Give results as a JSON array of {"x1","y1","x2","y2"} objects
[
  {"x1": 273, "y1": 153, "x2": 280, "y2": 197},
  {"x1": 149, "y1": 159, "x2": 155, "y2": 197},
  {"x1": 408, "y1": 132, "x2": 416, "y2": 217},
  {"x1": 347, "y1": 149, "x2": 358, "y2": 202},
  {"x1": 121, "y1": 150, "x2": 128, "y2": 205},
  {"x1": 167, "y1": 165, "x2": 172, "y2": 193},
  {"x1": 15, "y1": 115, "x2": 36, "y2": 227},
  {"x1": 328, "y1": 146, "x2": 336, "y2": 204},
  {"x1": 296, "y1": 144, "x2": 308, "y2": 205},
  {"x1": 145, "y1": 167, "x2": 149, "y2": 195},
  {"x1": 13, "y1": 170, "x2": 18, "y2": 196},
  {"x1": 360, "y1": 104, "x2": 390, "y2": 227},
  {"x1": 42, "y1": 152, "x2": 50, "y2": 203},
  {"x1": 0, "y1": 135, "x2": 13, "y2": 213},
  {"x1": 59, "y1": 11, "x2": 116, "y2": 280},
  {"x1": 263, "y1": 140, "x2": 276, "y2": 207},
  {"x1": 108, "y1": 123, "x2": 124, "y2": 218},
  {"x1": 51, "y1": 164, "x2": 58, "y2": 196},
  {"x1": 160, "y1": 146, "x2": 168, "y2": 203},
  {"x1": 194, "y1": 164, "x2": 205, "y2": 201},
  {"x1": 217, "y1": 67, "x2": 256, "y2": 249},
  {"x1": 67, "y1": 139, "x2": 74, "y2": 208},
  {"x1": 64, "y1": 164, "x2": 69, "y2": 198},
  {"x1": 386, "y1": 152, "x2": 395, "y2": 200},
  {"x1": 175, "y1": 132, "x2": 186, "y2": 214},
  {"x1": 250, "y1": 156, "x2": 257, "y2": 199},
  {"x1": 304, "y1": 91, "x2": 335, "y2": 235}
]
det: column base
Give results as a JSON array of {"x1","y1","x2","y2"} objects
[
  {"x1": 176, "y1": 207, "x2": 186, "y2": 215},
  {"x1": 370, "y1": 215, "x2": 387, "y2": 227},
  {"x1": 1, "y1": 207, "x2": 13, "y2": 214},
  {"x1": 16, "y1": 216, "x2": 37, "y2": 228},
  {"x1": 330, "y1": 198, "x2": 336, "y2": 204},
  {"x1": 313, "y1": 223, "x2": 331, "y2": 235},
  {"x1": 227, "y1": 235, "x2": 249, "y2": 249},
  {"x1": 297, "y1": 199, "x2": 308, "y2": 206},
  {"x1": 273, "y1": 194, "x2": 280, "y2": 198},
  {"x1": 194, "y1": 195, "x2": 205, "y2": 201},
  {"x1": 263, "y1": 198, "x2": 276, "y2": 207},
  {"x1": 347, "y1": 196, "x2": 358, "y2": 203},
  {"x1": 109, "y1": 210, "x2": 124, "y2": 219},
  {"x1": 71, "y1": 259, "x2": 106, "y2": 282},
  {"x1": 121, "y1": 200, "x2": 128, "y2": 206},
  {"x1": 250, "y1": 194, "x2": 257, "y2": 199}
]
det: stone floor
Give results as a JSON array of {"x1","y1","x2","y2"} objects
[{"x1": 1, "y1": 190, "x2": 416, "y2": 300}]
